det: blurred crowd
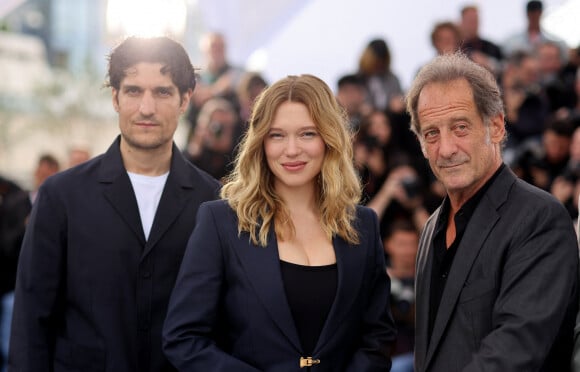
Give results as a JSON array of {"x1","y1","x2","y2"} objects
[{"x1": 2, "y1": 1, "x2": 580, "y2": 371}]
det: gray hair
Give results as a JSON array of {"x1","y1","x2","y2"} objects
[{"x1": 406, "y1": 52, "x2": 504, "y2": 136}]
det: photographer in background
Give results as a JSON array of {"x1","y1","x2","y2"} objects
[
  {"x1": 383, "y1": 219, "x2": 420, "y2": 372},
  {"x1": 502, "y1": 50, "x2": 550, "y2": 157},
  {"x1": 551, "y1": 124, "x2": 580, "y2": 220},
  {"x1": 354, "y1": 110, "x2": 395, "y2": 202},
  {"x1": 366, "y1": 162, "x2": 431, "y2": 238},
  {"x1": 511, "y1": 115, "x2": 574, "y2": 191},
  {"x1": 354, "y1": 110, "x2": 439, "y2": 237},
  {"x1": 183, "y1": 97, "x2": 243, "y2": 182},
  {"x1": 0, "y1": 175, "x2": 29, "y2": 372}
]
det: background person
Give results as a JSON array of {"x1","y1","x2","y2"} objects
[
  {"x1": 183, "y1": 97, "x2": 243, "y2": 182},
  {"x1": 383, "y1": 220, "x2": 419, "y2": 372},
  {"x1": 0, "y1": 153, "x2": 58, "y2": 372},
  {"x1": 0, "y1": 175, "x2": 29, "y2": 372},
  {"x1": 502, "y1": 0, "x2": 569, "y2": 63},
  {"x1": 186, "y1": 32, "x2": 245, "y2": 136},
  {"x1": 356, "y1": 38, "x2": 404, "y2": 113},
  {"x1": 459, "y1": 4, "x2": 503, "y2": 76},
  {"x1": 163, "y1": 74, "x2": 396, "y2": 371}
]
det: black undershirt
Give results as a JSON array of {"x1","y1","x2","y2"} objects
[
  {"x1": 427, "y1": 164, "x2": 504, "y2": 342},
  {"x1": 280, "y1": 260, "x2": 337, "y2": 355}
]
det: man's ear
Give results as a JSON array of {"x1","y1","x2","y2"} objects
[
  {"x1": 112, "y1": 88, "x2": 119, "y2": 112},
  {"x1": 180, "y1": 89, "x2": 193, "y2": 113},
  {"x1": 490, "y1": 113, "x2": 506, "y2": 144}
]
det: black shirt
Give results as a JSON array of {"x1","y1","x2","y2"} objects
[
  {"x1": 427, "y1": 164, "x2": 505, "y2": 341},
  {"x1": 280, "y1": 260, "x2": 337, "y2": 355}
]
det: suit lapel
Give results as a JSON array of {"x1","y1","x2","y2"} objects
[
  {"x1": 233, "y1": 228, "x2": 303, "y2": 351},
  {"x1": 424, "y1": 194, "x2": 501, "y2": 368},
  {"x1": 100, "y1": 137, "x2": 145, "y2": 244},
  {"x1": 314, "y1": 236, "x2": 365, "y2": 352},
  {"x1": 143, "y1": 145, "x2": 195, "y2": 257},
  {"x1": 414, "y1": 211, "x2": 438, "y2": 371},
  {"x1": 234, "y1": 230, "x2": 366, "y2": 354}
]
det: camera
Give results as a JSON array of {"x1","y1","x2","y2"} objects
[
  {"x1": 362, "y1": 135, "x2": 382, "y2": 151},
  {"x1": 401, "y1": 176, "x2": 420, "y2": 198},
  {"x1": 208, "y1": 121, "x2": 224, "y2": 138},
  {"x1": 562, "y1": 164, "x2": 580, "y2": 183}
]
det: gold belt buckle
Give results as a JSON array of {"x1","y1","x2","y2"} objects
[{"x1": 300, "y1": 356, "x2": 321, "y2": 368}]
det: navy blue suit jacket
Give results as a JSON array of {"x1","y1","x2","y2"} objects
[
  {"x1": 163, "y1": 200, "x2": 396, "y2": 371},
  {"x1": 9, "y1": 137, "x2": 220, "y2": 372}
]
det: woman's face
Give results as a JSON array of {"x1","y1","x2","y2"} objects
[
  {"x1": 368, "y1": 111, "x2": 392, "y2": 145},
  {"x1": 263, "y1": 101, "x2": 326, "y2": 195}
]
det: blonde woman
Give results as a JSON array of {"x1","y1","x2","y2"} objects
[{"x1": 163, "y1": 74, "x2": 396, "y2": 371}]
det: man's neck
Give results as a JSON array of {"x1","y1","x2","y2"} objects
[{"x1": 120, "y1": 141, "x2": 172, "y2": 176}]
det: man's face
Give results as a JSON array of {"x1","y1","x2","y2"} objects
[
  {"x1": 34, "y1": 161, "x2": 59, "y2": 188},
  {"x1": 417, "y1": 79, "x2": 505, "y2": 202},
  {"x1": 206, "y1": 34, "x2": 226, "y2": 67},
  {"x1": 112, "y1": 62, "x2": 190, "y2": 152},
  {"x1": 538, "y1": 44, "x2": 562, "y2": 76},
  {"x1": 434, "y1": 28, "x2": 459, "y2": 55},
  {"x1": 543, "y1": 130, "x2": 571, "y2": 164},
  {"x1": 527, "y1": 9, "x2": 542, "y2": 27},
  {"x1": 461, "y1": 9, "x2": 479, "y2": 40},
  {"x1": 336, "y1": 84, "x2": 365, "y2": 115},
  {"x1": 518, "y1": 56, "x2": 540, "y2": 86}
]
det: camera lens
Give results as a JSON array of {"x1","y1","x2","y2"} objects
[
  {"x1": 209, "y1": 121, "x2": 223, "y2": 138},
  {"x1": 401, "y1": 177, "x2": 419, "y2": 198}
]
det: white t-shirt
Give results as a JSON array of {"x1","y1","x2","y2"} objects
[{"x1": 128, "y1": 171, "x2": 169, "y2": 240}]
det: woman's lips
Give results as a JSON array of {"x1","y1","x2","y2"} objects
[{"x1": 282, "y1": 161, "x2": 306, "y2": 171}]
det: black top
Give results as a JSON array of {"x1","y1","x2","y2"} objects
[
  {"x1": 427, "y1": 164, "x2": 504, "y2": 341},
  {"x1": 280, "y1": 260, "x2": 337, "y2": 355}
]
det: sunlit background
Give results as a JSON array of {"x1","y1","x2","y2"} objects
[
  {"x1": 1, "y1": 0, "x2": 579, "y2": 186},
  {"x1": 106, "y1": 0, "x2": 187, "y2": 38}
]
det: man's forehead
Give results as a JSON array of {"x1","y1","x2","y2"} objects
[
  {"x1": 123, "y1": 63, "x2": 168, "y2": 75},
  {"x1": 120, "y1": 64, "x2": 175, "y2": 86}
]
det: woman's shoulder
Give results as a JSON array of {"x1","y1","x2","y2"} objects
[
  {"x1": 353, "y1": 204, "x2": 379, "y2": 230},
  {"x1": 355, "y1": 204, "x2": 378, "y2": 220},
  {"x1": 197, "y1": 199, "x2": 240, "y2": 232},
  {"x1": 199, "y1": 199, "x2": 235, "y2": 216}
]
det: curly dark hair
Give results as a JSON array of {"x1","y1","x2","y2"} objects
[{"x1": 105, "y1": 36, "x2": 196, "y2": 95}]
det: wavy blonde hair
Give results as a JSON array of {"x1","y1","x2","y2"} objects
[{"x1": 221, "y1": 74, "x2": 361, "y2": 246}]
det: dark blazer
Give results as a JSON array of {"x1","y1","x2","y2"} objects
[
  {"x1": 0, "y1": 176, "x2": 31, "y2": 295},
  {"x1": 572, "y1": 223, "x2": 580, "y2": 372},
  {"x1": 414, "y1": 165, "x2": 579, "y2": 372},
  {"x1": 162, "y1": 200, "x2": 396, "y2": 371},
  {"x1": 573, "y1": 264, "x2": 580, "y2": 372},
  {"x1": 9, "y1": 136, "x2": 220, "y2": 372}
]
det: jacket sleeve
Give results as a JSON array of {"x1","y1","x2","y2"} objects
[
  {"x1": 572, "y1": 262, "x2": 580, "y2": 372},
  {"x1": 9, "y1": 183, "x2": 66, "y2": 370},
  {"x1": 162, "y1": 202, "x2": 261, "y2": 372},
  {"x1": 345, "y1": 208, "x2": 396, "y2": 372},
  {"x1": 463, "y1": 200, "x2": 578, "y2": 371}
]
